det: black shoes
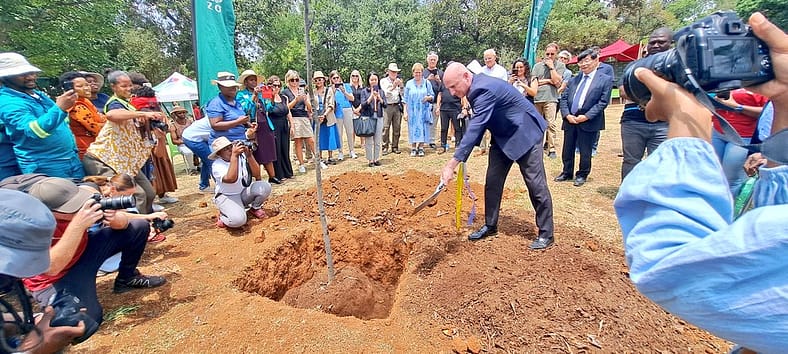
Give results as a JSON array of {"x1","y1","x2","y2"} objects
[
  {"x1": 374, "y1": 161, "x2": 382, "y2": 166},
  {"x1": 113, "y1": 270, "x2": 166, "y2": 294},
  {"x1": 573, "y1": 176, "x2": 586, "y2": 187},
  {"x1": 269, "y1": 177, "x2": 282, "y2": 184},
  {"x1": 468, "y1": 225, "x2": 498, "y2": 241},
  {"x1": 429, "y1": 143, "x2": 437, "y2": 150},
  {"x1": 392, "y1": 148, "x2": 401, "y2": 154},
  {"x1": 529, "y1": 237, "x2": 554, "y2": 250},
  {"x1": 554, "y1": 174, "x2": 573, "y2": 182}
]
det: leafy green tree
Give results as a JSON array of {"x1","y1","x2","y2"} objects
[{"x1": 737, "y1": 0, "x2": 788, "y2": 31}]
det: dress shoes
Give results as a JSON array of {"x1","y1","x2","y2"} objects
[
  {"x1": 554, "y1": 174, "x2": 573, "y2": 182},
  {"x1": 529, "y1": 237, "x2": 554, "y2": 250},
  {"x1": 468, "y1": 225, "x2": 498, "y2": 241},
  {"x1": 268, "y1": 177, "x2": 282, "y2": 184},
  {"x1": 573, "y1": 176, "x2": 586, "y2": 187}
]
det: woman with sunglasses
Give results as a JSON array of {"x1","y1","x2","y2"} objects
[
  {"x1": 282, "y1": 70, "x2": 316, "y2": 174},
  {"x1": 330, "y1": 70, "x2": 357, "y2": 160},
  {"x1": 265, "y1": 75, "x2": 294, "y2": 180}
]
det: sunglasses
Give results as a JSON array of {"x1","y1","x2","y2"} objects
[
  {"x1": 545, "y1": 53, "x2": 556, "y2": 56},
  {"x1": 271, "y1": 84, "x2": 281, "y2": 87},
  {"x1": 351, "y1": 74, "x2": 359, "y2": 77},
  {"x1": 289, "y1": 78, "x2": 299, "y2": 82}
]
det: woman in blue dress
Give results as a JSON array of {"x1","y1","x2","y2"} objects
[
  {"x1": 312, "y1": 71, "x2": 340, "y2": 167},
  {"x1": 403, "y1": 63, "x2": 434, "y2": 157}
]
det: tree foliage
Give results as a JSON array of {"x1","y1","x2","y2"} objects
[{"x1": 737, "y1": 0, "x2": 788, "y2": 31}]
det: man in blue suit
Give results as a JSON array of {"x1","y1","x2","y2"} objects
[
  {"x1": 556, "y1": 48, "x2": 613, "y2": 186},
  {"x1": 441, "y1": 62, "x2": 555, "y2": 250}
]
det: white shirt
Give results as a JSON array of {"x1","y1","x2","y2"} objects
[
  {"x1": 575, "y1": 68, "x2": 598, "y2": 110},
  {"x1": 181, "y1": 117, "x2": 212, "y2": 142},
  {"x1": 481, "y1": 64, "x2": 509, "y2": 81},
  {"x1": 211, "y1": 156, "x2": 249, "y2": 196},
  {"x1": 380, "y1": 76, "x2": 402, "y2": 104}
]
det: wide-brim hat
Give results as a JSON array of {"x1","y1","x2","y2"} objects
[
  {"x1": 211, "y1": 71, "x2": 242, "y2": 88},
  {"x1": 28, "y1": 177, "x2": 97, "y2": 214},
  {"x1": 386, "y1": 63, "x2": 401, "y2": 72},
  {"x1": 80, "y1": 71, "x2": 106, "y2": 89},
  {"x1": 0, "y1": 52, "x2": 42, "y2": 78},
  {"x1": 0, "y1": 190, "x2": 55, "y2": 278},
  {"x1": 170, "y1": 105, "x2": 188, "y2": 114},
  {"x1": 312, "y1": 71, "x2": 327, "y2": 80},
  {"x1": 238, "y1": 69, "x2": 259, "y2": 85},
  {"x1": 208, "y1": 136, "x2": 234, "y2": 160}
]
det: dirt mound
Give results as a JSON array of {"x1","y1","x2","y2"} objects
[{"x1": 230, "y1": 170, "x2": 724, "y2": 352}]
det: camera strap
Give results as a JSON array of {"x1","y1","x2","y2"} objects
[
  {"x1": 238, "y1": 154, "x2": 253, "y2": 187},
  {"x1": 674, "y1": 46, "x2": 788, "y2": 165}
]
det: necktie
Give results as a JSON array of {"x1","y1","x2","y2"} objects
[{"x1": 571, "y1": 75, "x2": 590, "y2": 115}]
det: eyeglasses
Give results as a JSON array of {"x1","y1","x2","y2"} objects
[
  {"x1": 271, "y1": 84, "x2": 281, "y2": 87},
  {"x1": 578, "y1": 58, "x2": 596, "y2": 65},
  {"x1": 332, "y1": 77, "x2": 340, "y2": 80},
  {"x1": 351, "y1": 74, "x2": 359, "y2": 77}
]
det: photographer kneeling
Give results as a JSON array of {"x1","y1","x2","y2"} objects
[
  {"x1": 209, "y1": 136, "x2": 271, "y2": 228},
  {"x1": 615, "y1": 12, "x2": 787, "y2": 352},
  {"x1": 21, "y1": 177, "x2": 165, "y2": 340}
]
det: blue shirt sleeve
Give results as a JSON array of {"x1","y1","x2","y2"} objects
[
  {"x1": 614, "y1": 138, "x2": 788, "y2": 353},
  {"x1": 204, "y1": 97, "x2": 225, "y2": 119}
]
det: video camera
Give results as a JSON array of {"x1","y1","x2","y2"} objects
[
  {"x1": 91, "y1": 194, "x2": 136, "y2": 210},
  {"x1": 151, "y1": 217, "x2": 175, "y2": 233},
  {"x1": 622, "y1": 11, "x2": 773, "y2": 106},
  {"x1": 49, "y1": 289, "x2": 99, "y2": 344}
]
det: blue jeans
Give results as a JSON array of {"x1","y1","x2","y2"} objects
[
  {"x1": 184, "y1": 139, "x2": 213, "y2": 189},
  {"x1": 711, "y1": 131, "x2": 750, "y2": 196},
  {"x1": 621, "y1": 121, "x2": 668, "y2": 180}
]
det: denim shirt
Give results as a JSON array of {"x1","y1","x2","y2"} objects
[{"x1": 615, "y1": 138, "x2": 788, "y2": 353}]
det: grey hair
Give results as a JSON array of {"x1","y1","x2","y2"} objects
[
  {"x1": 427, "y1": 51, "x2": 439, "y2": 59},
  {"x1": 107, "y1": 71, "x2": 129, "y2": 85},
  {"x1": 558, "y1": 50, "x2": 572, "y2": 59}
]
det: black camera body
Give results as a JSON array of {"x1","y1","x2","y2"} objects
[
  {"x1": 61, "y1": 80, "x2": 74, "y2": 92},
  {"x1": 91, "y1": 193, "x2": 136, "y2": 210},
  {"x1": 49, "y1": 289, "x2": 100, "y2": 344},
  {"x1": 149, "y1": 119, "x2": 169, "y2": 132},
  {"x1": 151, "y1": 217, "x2": 175, "y2": 233},
  {"x1": 623, "y1": 11, "x2": 773, "y2": 106},
  {"x1": 234, "y1": 140, "x2": 255, "y2": 150}
]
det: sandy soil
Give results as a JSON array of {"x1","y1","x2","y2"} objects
[{"x1": 72, "y1": 106, "x2": 731, "y2": 353}]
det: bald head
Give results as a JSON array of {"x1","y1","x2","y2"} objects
[
  {"x1": 443, "y1": 62, "x2": 472, "y2": 98},
  {"x1": 647, "y1": 27, "x2": 673, "y2": 55}
]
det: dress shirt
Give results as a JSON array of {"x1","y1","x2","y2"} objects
[
  {"x1": 615, "y1": 137, "x2": 788, "y2": 353},
  {"x1": 575, "y1": 68, "x2": 597, "y2": 112},
  {"x1": 480, "y1": 64, "x2": 509, "y2": 81},
  {"x1": 380, "y1": 77, "x2": 402, "y2": 104}
]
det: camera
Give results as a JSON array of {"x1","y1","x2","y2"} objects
[
  {"x1": 151, "y1": 217, "x2": 175, "y2": 233},
  {"x1": 91, "y1": 193, "x2": 136, "y2": 210},
  {"x1": 622, "y1": 11, "x2": 773, "y2": 106},
  {"x1": 61, "y1": 80, "x2": 74, "y2": 92},
  {"x1": 149, "y1": 119, "x2": 169, "y2": 132},
  {"x1": 49, "y1": 289, "x2": 100, "y2": 344}
]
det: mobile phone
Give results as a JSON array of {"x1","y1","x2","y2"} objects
[
  {"x1": 298, "y1": 87, "x2": 305, "y2": 96},
  {"x1": 334, "y1": 83, "x2": 342, "y2": 89},
  {"x1": 61, "y1": 81, "x2": 74, "y2": 92}
]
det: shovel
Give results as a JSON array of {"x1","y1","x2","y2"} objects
[{"x1": 411, "y1": 181, "x2": 445, "y2": 216}]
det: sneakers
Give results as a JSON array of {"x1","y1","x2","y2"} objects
[
  {"x1": 113, "y1": 270, "x2": 166, "y2": 294},
  {"x1": 320, "y1": 161, "x2": 328, "y2": 170},
  {"x1": 592, "y1": 148, "x2": 598, "y2": 157},
  {"x1": 158, "y1": 195, "x2": 178, "y2": 204},
  {"x1": 417, "y1": 148, "x2": 425, "y2": 157},
  {"x1": 337, "y1": 152, "x2": 344, "y2": 161},
  {"x1": 350, "y1": 151, "x2": 358, "y2": 159},
  {"x1": 251, "y1": 208, "x2": 266, "y2": 219},
  {"x1": 152, "y1": 204, "x2": 165, "y2": 212},
  {"x1": 410, "y1": 150, "x2": 417, "y2": 157},
  {"x1": 199, "y1": 186, "x2": 214, "y2": 194},
  {"x1": 298, "y1": 164, "x2": 307, "y2": 174}
]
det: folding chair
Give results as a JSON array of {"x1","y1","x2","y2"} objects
[{"x1": 166, "y1": 132, "x2": 189, "y2": 174}]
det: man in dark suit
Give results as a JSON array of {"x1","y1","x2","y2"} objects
[
  {"x1": 441, "y1": 62, "x2": 555, "y2": 250},
  {"x1": 556, "y1": 48, "x2": 613, "y2": 186}
]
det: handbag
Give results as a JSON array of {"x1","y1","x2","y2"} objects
[{"x1": 353, "y1": 116, "x2": 376, "y2": 137}]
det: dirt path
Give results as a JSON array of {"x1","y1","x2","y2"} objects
[{"x1": 74, "y1": 106, "x2": 730, "y2": 353}]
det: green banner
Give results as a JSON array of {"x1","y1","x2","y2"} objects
[
  {"x1": 523, "y1": 0, "x2": 556, "y2": 67},
  {"x1": 194, "y1": 0, "x2": 238, "y2": 106}
]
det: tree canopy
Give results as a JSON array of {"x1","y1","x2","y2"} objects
[{"x1": 1, "y1": 0, "x2": 773, "y2": 83}]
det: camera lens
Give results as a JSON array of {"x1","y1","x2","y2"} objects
[
  {"x1": 622, "y1": 49, "x2": 683, "y2": 106},
  {"x1": 99, "y1": 195, "x2": 136, "y2": 210}
]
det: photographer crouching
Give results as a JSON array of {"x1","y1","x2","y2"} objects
[
  {"x1": 615, "y1": 12, "x2": 787, "y2": 352},
  {"x1": 209, "y1": 136, "x2": 271, "y2": 228},
  {"x1": 13, "y1": 177, "x2": 165, "y2": 343}
]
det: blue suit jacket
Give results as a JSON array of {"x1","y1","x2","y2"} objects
[
  {"x1": 559, "y1": 69, "x2": 613, "y2": 132},
  {"x1": 454, "y1": 74, "x2": 547, "y2": 162}
]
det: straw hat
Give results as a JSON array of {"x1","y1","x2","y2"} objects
[
  {"x1": 386, "y1": 63, "x2": 401, "y2": 72},
  {"x1": 80, "y1": 71, "x2": 106, "y2": 89},
  {"x1": 211, "y1": 72, "x2": 242, "y2": 88},
  {"x1": 0, "y1": 52, "x2": 41, "y2": 78},
  {"x1": 208, "y1": 137, "x2": 234, "y2": 160},
  {"x1": 170, "y1": 105, "x2": 188, "y2": 114},
  {"x1": 238, "y1": 69, "x2": 259, "y2": 85},
  {"x1": 312, "y1": 71, "x2": 327, "y2": 80}
]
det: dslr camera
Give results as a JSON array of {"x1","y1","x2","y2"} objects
[
  {"x1": 622, "y1": 11, "x2": 773, "y2": 106},
  {"x1": 91, "y1": 193, "x2": 136, "y2": 210},
  {"x1": 149, "y1": 119, "x2": 169, "y2": 132},
  {"x1": 151, "y1": 217, "x2": 175, "y2": 233},
  {"x1": 234, "y1": 139, "x2": 256, "y2": 150},
  {"x1": 49, "y1": 289, "x2": 100, "y2": 344}
]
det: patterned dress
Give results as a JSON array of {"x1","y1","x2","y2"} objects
[{"x1": 404, "y1": 79, "x2": 434, "y2": 144}]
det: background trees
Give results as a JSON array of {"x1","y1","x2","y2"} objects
[{"x1": 0, "y1": 0, "x2": 764, "y2": 83}]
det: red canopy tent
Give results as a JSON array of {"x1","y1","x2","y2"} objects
[{"x1": 568, "y1": 39, "x2": 642, "y2": 64}]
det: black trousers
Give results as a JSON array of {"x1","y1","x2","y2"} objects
[
  {"x1": 485, "y1": 142, "x2": 554, "y2": 240},
  {"x1": 271, "y1": 116, "x2": 293, "y2": 179},
  {"x1": 439, "y1": 109, "x2": 463, "y2": 147},
  {"x1": 561, "y1": 125, "x2": 596, "y2": 178}
]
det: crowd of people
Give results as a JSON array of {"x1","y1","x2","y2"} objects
[{"x1": 0, "y1": 11, "x2": 785, "y2": 353}]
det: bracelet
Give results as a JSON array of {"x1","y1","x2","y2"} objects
[{"x1": 735, "y1": 105, "x2": 744, "y2": 112}]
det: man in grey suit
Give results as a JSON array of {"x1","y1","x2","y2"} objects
[
  {"x1": 556, "y1": 48, "x2": 613, "y2": 187},
  {"x1": 441, "y1": 62, "x2": 555, "y2": 250}
]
